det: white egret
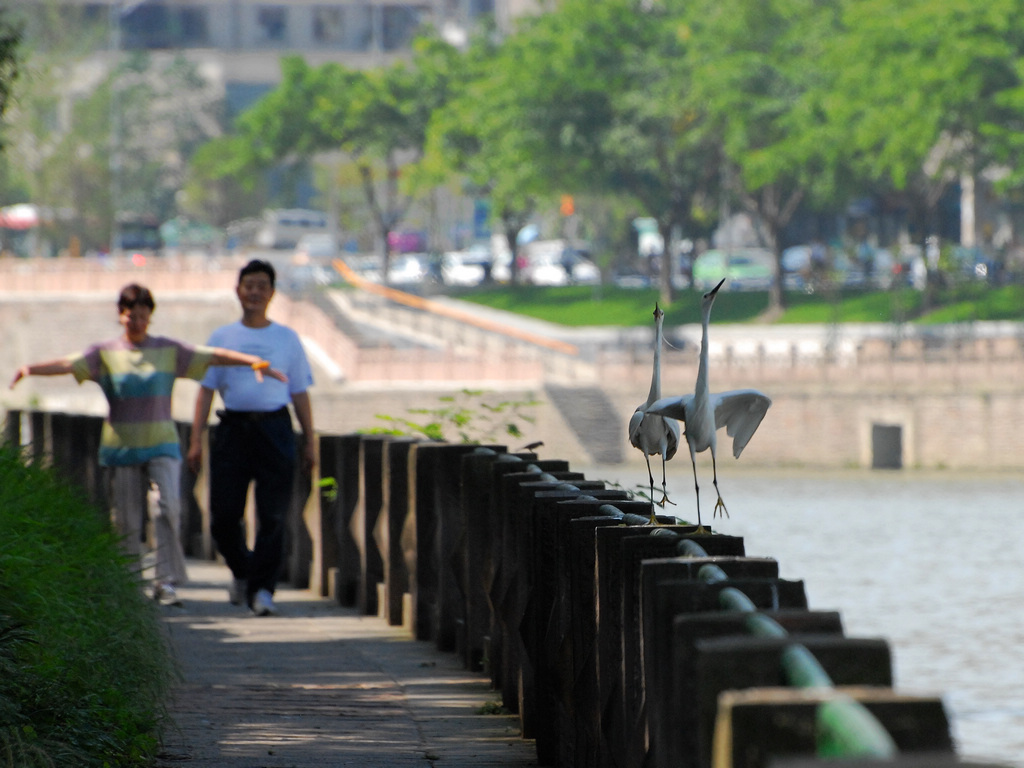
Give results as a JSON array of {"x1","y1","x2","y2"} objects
[
  {"x1": 648, "y1": 279, "x2": 771, "y2": 532},
  {"x1": 628, "y1": 303, "x2": 681, "y2": 521}
]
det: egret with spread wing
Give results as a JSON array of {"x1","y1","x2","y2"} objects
[
  {"x1": 648, "y1": 279, "x2": 771, "y2": 532},
  {"x1": 628, "y1": 303, "x2": 681, "y2": 521}
]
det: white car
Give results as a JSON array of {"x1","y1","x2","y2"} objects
[
  {"x1": 441, "y1": 248, "x2": 489, "y2": 287},
  {"x1": 292, "y1": 233, "x2": 338, "y2": 264},
  {"x1": 525, "y1": 250, "x2": 600, "y2": 286},
  {"x1": 387, "y1": 254, "x2": 429, "y2": 286}
]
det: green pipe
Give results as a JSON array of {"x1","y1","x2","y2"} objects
[
  {"x1": 698, "y1": 563, "x2": 729, "y2": 584},
  {"x1": 781, "y1": 643, "x2": 834, "y2": 688},
  {"x1": 681, "y1": 536, "x2": 898, "y2": 759},
  {"x1": 817, "y1": 695, "x2": 899, "y2": 758}
]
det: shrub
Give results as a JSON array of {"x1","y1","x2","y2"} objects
[
  {"x1": 0, "y1": 444, "x2": 174, "y2": 767},
  {"x1": 368, "y1": 388, "x2": 540, "y2": 444}
]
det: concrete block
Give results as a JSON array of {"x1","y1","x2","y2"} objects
[
  {"x1": 689, "y1": 636, "x2": 893, "y2": 768},
  {"x1": 643, "y1": 578, "x2": 814, "y2": 768},
  {"x1": 596, "y1": 526, "x2": 746, "y2": 768},
  {"x1": 773, "y1": 759, "x2": 1005, "y2": 768},
  {"x1": 713, "y1": 687, "x2": 954, "y2": 768}
]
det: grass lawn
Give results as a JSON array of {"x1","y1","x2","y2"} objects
[{"x1": 451, "y1": 282, "x2": 1024, "y2": 326}]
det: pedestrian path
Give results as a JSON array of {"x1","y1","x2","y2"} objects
[{"x1": 156, "y1": 560, "x2": 537, "y2": 768}]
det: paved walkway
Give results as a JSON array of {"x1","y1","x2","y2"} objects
[{"x1": 155, "y1": 560, "x2": 537, "y2": 768}]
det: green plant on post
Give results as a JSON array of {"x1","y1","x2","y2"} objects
[
  {"x1": 318, "y1": 477, "x2": 338, "y2": 503},
  {"x1": 367, "y1": 389, "x2": 541, "y2": 445}
]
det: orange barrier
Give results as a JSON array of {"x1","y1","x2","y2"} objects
[{"x1": 332, "y1": 258, "x2": 579, "y2": 357}]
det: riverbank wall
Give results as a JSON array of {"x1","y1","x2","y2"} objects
[{"x1": 2, "y1": 255, "x2": 1023, "y2": 470}]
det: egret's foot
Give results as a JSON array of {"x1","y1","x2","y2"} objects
[
  {"x1": 713, "y1": 496, "x2": 730, "y2": 519},
  {"x1": 656, "y1": 490, "x2": 676, "y2": 508},
  {"x1": 648, "y1": 512, "x2": 659, "y2": 525},
  {"x1": 693, "y1": 525, "x2": 710, "y2": 535}
]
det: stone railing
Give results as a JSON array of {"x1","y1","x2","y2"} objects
[{"x1": 5, "y1": 409, "x2": 1006, "y2": 768}]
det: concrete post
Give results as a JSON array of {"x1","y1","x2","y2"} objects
[
  {"x1": 460, "y1": 450, "x2": 558, "y2": 670},
  {"x1": 568, "y1": 503, "x2": 651, "y2": 768},
  {"x1": 532, "y1": 492, "x2": 634, "y2": 767},
  {"x1": 327, "y1": 434, "x2": 367, "y2": 606},
  {"x1": 2, "y1": 409, "x2": 20, "y2": 446},
  {"x1": 380, "y1": 437, "x2": 416, "y2": 625},
  {"x1": 692, "y1": 636, "x2": 892, "y2": 768},
  {"x1": 354, "y1": 435, "x2": 388, "y2": 615},
  {"x1": 285, "y1": 441, "x2": 315, "y2": 590}
]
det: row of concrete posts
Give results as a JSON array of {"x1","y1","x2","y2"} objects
[{"x1": 3, "y1": 410, "x2": 1006, "y2": 768}]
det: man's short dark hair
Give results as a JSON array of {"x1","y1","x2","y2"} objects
[
  {"x1": 239, "y1": 259, "x2": 276, "y2": 288},
  {"x1": 118, "y1": 283, "x2": 155, "y2": 312}
]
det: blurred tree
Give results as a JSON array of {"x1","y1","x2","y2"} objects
[
  {"x1": 435, "y1": 0, "x2": 721, "y2": 302},
  {"x1": 193, "y1": 36, "x2": 461, "y2": 280},
  {"x1": 0, "y1": 2, "x2": 100, "y2": 211},
  {"x1": 330, "y1": 35, "x2": 461, "y2": 280},
  {"x1": 2, "y1": 22, "x2": 221, "y2": 252},
  {"x1": 111, "y1": 52, "x2": 224, "y2": 226},
  {"x1": 680, "y1": 0, "x2": 845, "y2": 313},
  {"x1": 0, "y1": 8, "x2": 20, "y2": 149},
  {"x1": 821, "y1": 0, "x2": 1024, "y2": 264},
  {"x1": 183, "y1": 54, "x2": 333, "y2": 223},
  {"x1": 420, "y1": 21, "x2": 543, "y2": 284}
]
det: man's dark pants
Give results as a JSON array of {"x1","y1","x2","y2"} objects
[{"x1": 209, "y1": 407, "x2": 295, "y2": 604}]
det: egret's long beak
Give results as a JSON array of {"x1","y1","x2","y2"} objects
[{"x1": 712, "y1": 278, "x2": 726, "y2": 295}]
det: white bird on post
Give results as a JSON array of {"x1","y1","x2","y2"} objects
[
  {"x1": 647, "y1": 278, "x2": 771, "y2": 533},
  {"x1": 628, "y1": 302, "x2": 681, "y2": 522}
]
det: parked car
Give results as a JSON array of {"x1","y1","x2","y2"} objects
[
  {"x1": 783, "y1": 243, "x2": 898, "y2": 290},
  {"x1": 441, "y1": 245, "x2": 491, "y2": 287},
  {"x1": 292, "y1": 233, "x2": 338, "y2": 263},
  {"x1": 563, "y1": 250, "x2": 601, "y2": 284},
  {"x1": 951, "y1": 246, "x2": 998, "y2": 282},
  {"x1": 692, "y1": 248, "x2": 774, "y2": 290},
  {"x1": 523, "y1": 248, "x2": 601, "y2": 286},
  {"x1": 611, "y1": 265, "x2": 652, "y2": 289},
  {"x1": 387, "y1": 253, "x2": 430, "y2": 286}
]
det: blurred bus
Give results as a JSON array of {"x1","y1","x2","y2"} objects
[
  {"x1": 255, "y1": 208, "x2": 329, "y2": 249},
  {"x1": 114, "y1": 213, "x2": 163, "y2": 256}
]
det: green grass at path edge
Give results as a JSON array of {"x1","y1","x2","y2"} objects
[
  {"x1": 0, "y1": 445, "x2": 174, "y2": 768},
  {"x1": 450, "y1": 283, "x2": 1024, "y2": 326}
]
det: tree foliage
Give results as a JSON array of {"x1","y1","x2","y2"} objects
[
  {"x1": 422, "y1": 22, "x2": 551, "y2": 283},
  {"x1": 674, "y1": 0, "x2": 847, "y2": 311},
  {"x1": 3, "y1": 40, "x2": 221, "y2": 250},
  {"x1": 196, "y1": 36, "x2": 462, "y2": 278},
  {"x1": 9, "y1": 0, "x2": 1024, "y2": 297},
  {"x1": 0, "y1": 9, "x2": 20, "y2": 145}
]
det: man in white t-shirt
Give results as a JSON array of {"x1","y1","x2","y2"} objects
[{"x1": 187, "y1": 260, "x2": 315, "y2": 616}]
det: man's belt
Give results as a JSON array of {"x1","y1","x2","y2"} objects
[{"x1": 216, "y1": 406, "x2": 289, "y2": 423}]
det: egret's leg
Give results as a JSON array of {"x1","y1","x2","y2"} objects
[
  {"x1": 690, "y1": 452, "x2": 708, "y2": 534},
  {"x1": 711, "y1": 450, "x2": 729, "y2": 520},
  {"x1": 658, "y1": 454, "x2": 675, "y2": 509},
  {"x1": 644, "y1": 454, "x2": 658, "y2": 524}
]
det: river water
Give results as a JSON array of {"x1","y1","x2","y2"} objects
[{"x1": 580, "y1": 464, "x2": 1024, "y2": 767}]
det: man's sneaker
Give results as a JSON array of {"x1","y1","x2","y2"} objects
[
  {"x1": 228, "y1": 578, "x2": 247, "y2": 606},
  {"x1": 153, "y1": 582, "x2": 183, "y2": 607},
  {"x1": 251, "y1": 589, "x2": 277, "y2": 617}
]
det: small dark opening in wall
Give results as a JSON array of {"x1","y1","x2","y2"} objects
[{"x1": 872, "y1": 424, "x2": 903, "y2": 469}]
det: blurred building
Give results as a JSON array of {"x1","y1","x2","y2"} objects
[{"x1": 26, "y1": 0, "x2": 542, "y2": 109}]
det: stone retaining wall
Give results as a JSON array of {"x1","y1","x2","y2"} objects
[{"x1": 3, "y1": 264, "x2": 1023, "y2": 469}]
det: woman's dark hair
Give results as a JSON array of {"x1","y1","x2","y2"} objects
[
  {"x1": 239, "y1": 259, "x2": 276, "y2": 288},
  {"x1": 117, "y1": 284, "x2": 155, "y2": 312}
]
